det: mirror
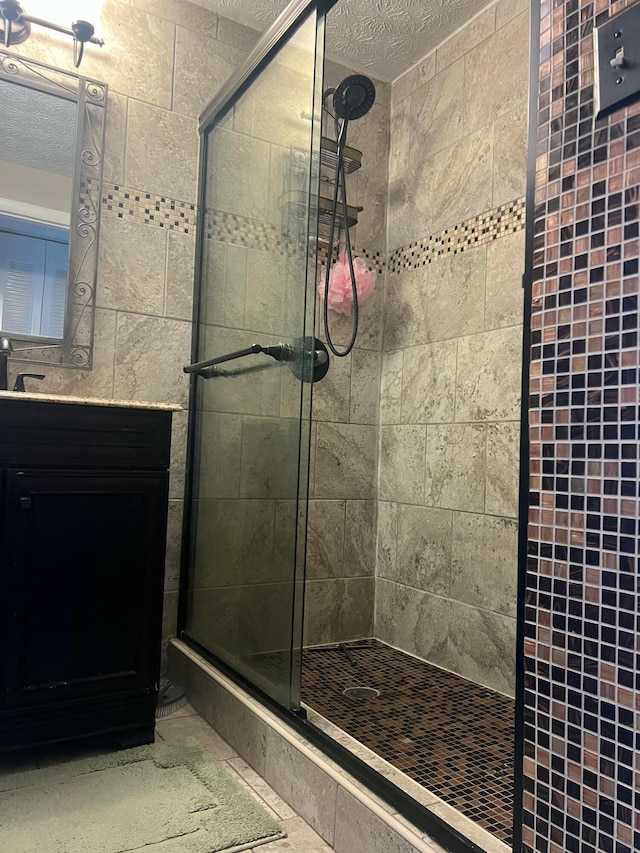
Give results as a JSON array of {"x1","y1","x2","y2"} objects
[{"x1": 0, "y1": 50, "x2": 107, "y2": 368}]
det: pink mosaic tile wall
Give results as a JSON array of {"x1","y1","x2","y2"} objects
[{"x1": 522, "y1": 0, "x2": 640, "y2": 851}]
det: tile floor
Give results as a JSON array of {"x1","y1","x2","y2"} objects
[{"x1": 302, "y1": 639, "x2": 514, "y2": 845}]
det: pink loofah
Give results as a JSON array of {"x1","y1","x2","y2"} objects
[{"x1": 318, "y1": 250, "x2": 376, "y2": 315}]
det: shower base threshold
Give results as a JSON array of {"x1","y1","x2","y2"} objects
[{"x1": 168, "y1": 638, "x2": 509, "y2": 853}]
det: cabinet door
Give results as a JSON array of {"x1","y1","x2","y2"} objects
[{"x1": 0, "y1": 470, "x2": 168, "y2": 711}]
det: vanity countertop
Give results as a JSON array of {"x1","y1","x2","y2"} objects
[{"x1": 0, "y1": 391, "x2": 183, "y2": 412}]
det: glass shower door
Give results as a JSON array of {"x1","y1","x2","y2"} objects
[{"x1": 182, "y1": 8, "x2": 325, "y2": 709}]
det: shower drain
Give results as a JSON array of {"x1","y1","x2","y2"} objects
[{"x1": 343, "y1": 686, "x2": 380, "y2": 700}]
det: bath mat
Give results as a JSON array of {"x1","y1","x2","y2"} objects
[{"x1": 0, "y1": 739, "x2": 285, "y2": 852}]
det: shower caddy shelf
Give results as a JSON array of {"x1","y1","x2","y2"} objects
[{"x1": 279, "y1": 135, "x2": 364, "y2": 243}]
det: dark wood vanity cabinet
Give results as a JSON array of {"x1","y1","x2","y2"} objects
[{"x1": 0, "y1": 398, "x2": 173, "y2": 751}]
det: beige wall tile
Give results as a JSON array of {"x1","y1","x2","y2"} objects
[
  {"x1": 239, "y1": 415, "x2": 301, "y2": 499},
  {"x1": 380, "y1": 350, "x2": 403, "y2": 424},
  {"x1": 102, "y1": 91, "x2": 127, "y2": 186},
  {"x1": 436, "y1": 4, "x2": 497, "y2": 72},
  {"x1": 344, "y1": 500, "x2": 377, "y2": 577},
  {"x1": 350, "y1": 348, "x2": 381, "y2": 425},
  {"x1": 391, "y1": 53, "x2": 436, "y2": 107},
  {"x1": 424, "y1": 423, "x2": 486, "y2": 512},
  {"x1": 400, "y1": 340, "x2": 457, "y2": 424},
  {"x1": 451, "y1": 512, "x2": 518, "y2": 616},
  {"x1": 493, "y1": 104, "x2": 529, "y2": 206},
  {"x1": 312, "y1": 351, "x2": 352, "y2": 423},
  {"x1": 173, "y1": 28, "x2": 246, "y2": 120},
  {"x1": 462, "y1": 11, "x2": 530, "y2": 135},
  {"x1": 165, "y1": 231, "x2": 195, "y2": 321},
  {"x1": 486, "y1": 421, "x2": 521, "y2": 517},
  {"x1": 379, "y1": 424, "x2": 426, "y2": 504},
  {"x1": 376, "y1": 501, "x2": 398, "y2": 580},
  {"x1": 132, "y1": 0, "x2": 219, "y2": 35},
  {"x1": 216, "y1": 15, "x2": 260, "y2": 51},
  {"x1": 455, "y1": 326, "x2": 523, "y2": 421},
  {"x1": 315, "y1": 423, "x2": 377, "y2": 499},
  {"x1": 304, "y1": 578, "x2": 374, "y2": 645},
  {"x1": 126, "y1": 100, "x2": 198, "y2": 202},
  {"x1": 425, "y1": 248, "x2": 486, "y2": 342},
  {"x1": 198, "y1": 412, "x2": 242, "y2": 499},
  {"x1": 207, "y1": 127, "x2": 271, "y2": 219},
  {"x1": 355, "y1": 173, "x2": 388, "y2": 253},
  {"x1": 375, "y1": 578, "x2": 449, "y2": 667},
  {"x1": 306, "y1": 500, "x2": 346, "y2": 579},
  {"x1": 485, "y1": 230, "x2": 526, "y2": 330},
  {"x1": 432, "y1": 127, "x2": 493, "y2": 232},
  {"x1": 393, "y1": 505, "x2": 452, "y2": 596},
  {"x1": 409, "y1": 58, "x2": 464, "y2": 164},
  {"x1": 334, "y1": 787, "x2": 421, "y2": 853},
  {"x1": 383, "y1": 268, "x2": 429, "y2": 351},
  {"x1": 389, "y1": 96, "x2": 411, "y2": 180},
  {"x1": 96, "y1": 217, "x2": 166, "y2": 315},
  {"x1": 348, "y1": 103, "x2": 391, "y2": 183},
  {"x1": 496, "y1": 0, "x2": 531, "y2": 31},
  {"x1": 214, "y1": 685, "x2": 269, "y2": 775},
  {"x1": 448, "y1": 601, "x2": 516, "y2": 695},
  {"x1": 164, "y1": 500, "x2": 183, "y2": 592}
]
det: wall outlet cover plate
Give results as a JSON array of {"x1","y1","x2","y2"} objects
[{"x1": 594, "y1": 2, "x2": 640, "y2": 119}]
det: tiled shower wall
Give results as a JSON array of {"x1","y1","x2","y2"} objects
[
  {"x1": 6, "y1": 0, "x2": 260, "y2": 670},
  {"x1": 522, "y1": 0, "x2": 640, "y2": 850},
  {"x1": 375, "y1": 0, "x2": 530, "y2": 695}
]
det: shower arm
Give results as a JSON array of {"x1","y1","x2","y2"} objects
[{"x1": 183, "y1": 341, "x2": 328, "y2": 379}]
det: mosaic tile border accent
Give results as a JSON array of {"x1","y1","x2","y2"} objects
[
  {"x1": 388, "y1": 197, "x2": 526, "y2": 275},
  {"x1": 522, "y1": 1, "x2": 640, "y2": 852},
  {"x1": 101, "y1": 182, "x2": 196, "y2": 234}
]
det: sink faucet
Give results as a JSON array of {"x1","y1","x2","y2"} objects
[{"x1": 0, "y1": 337, "x2": 12, "y2": 391}]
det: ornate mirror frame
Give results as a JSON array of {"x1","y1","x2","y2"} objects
[{"x1": 0, "y1": 49, "x2": 107, "y2": 369}]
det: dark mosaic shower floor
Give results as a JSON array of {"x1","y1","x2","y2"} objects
[{"x1": 302, "y1": 639, "x2": 515, "y2": 845}]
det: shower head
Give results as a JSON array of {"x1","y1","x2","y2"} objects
[{"x1": 333, "y1": 75, "x2": 376, "y2": 121}]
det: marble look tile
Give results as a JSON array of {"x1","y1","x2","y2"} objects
[
  {"x1": 376, "y1": 500, "x2": 398, "y2": 579},
  {"x1": 187, "y1": 586, "x2": 241, "y2": 659},
  {"x1": 409, "y1": 58, "x2": 464, "y2": 164},
  {"x1": 114, "y1": 313, "x2": 191, "y2": 406},
  {"x1": 436, "y1": 4, "x2": 496, "y2": 72},
  {"x1": 375, "y1": 578, "x2": 449, "y2": 668},
  {"x1": 208, "y1": 127, "x2": 271, "y2": 220},
  {"x1": 264, "y1": 730, "x2": 338, "y2": 845},
  {"x1": 431, "y1": 127, "x2": 493, "y2": 232},
  {"x1": 496, "y1": 0, "x2": 531, "y2": 29},
  {"x1": 400, "y1": 340, "x2": 457, "y2": 424},
  {"x1": 83, "y1": 2, "x2": 175, "y2": 109},
  {"x1": 392, "y1": 52, "x2": 436, "y2": 107},
  {"x1": 169, "y1": 410, "x2": 188, "y2": 499},
  {"x1": 344, "y1": 500, "x2": 376, "y2": 577},
  {"x1": 334, "y1": 788, "x2": 424, "y2": 853},
  {"x1": 314, "y1": 423, "x2": 377, "y2": 499},
  {"x1": 306, "y1": 500, "x2": 346, "y2": 579},
  {"x1": 355, "y1": 173, "x2": 387, "y2": 253},
  {"x1": 318, "y1": 274, "x2": 384, "y2": 353},
  {"x1": 214, "y1": 683, "x2": 269, "y2": 775},
  {"x1": 387, "y1": 159, "x2": 433, "y2": 249},
  {"x1": 193, "y1": 499, "x2": 276, "y2": 588},
  {"x1": 217, "y1": 15, "x2": 260, "y2": 50},
  {"x1": 448, "y1": 601, "x2": 516, "y2": 696},
  {"x1": 227, "y1": 756, "x2": 296, "y2": 821},
  {"x1": 463, "y1": 11, "x2": 530, "y2": 135},
  {"x1": 493, "y1": 105, "x2": 528, "y2": 207},
  {"x1": 486, "y1": 421, "x2": 521, "y2": 517},
  {"x1": 240, "y1": 415, "x2": 301, "y2": 499},
  {"x1": 198, "y1": 412, "x2": 243, "y2": 499},
  {"x1": 393, "y1": 505, "x2": 452, "y2": 596},
  {"x1": 132, "y1": 0, "x2": 219, "y2": 34},
  {"x1": 347, "y1": 103, "x2": 390, "y2": 183},
  {"x1": 244, "y1": 249, "x2": 292, "y2": 337},
  {"x1": 450, "y1": 512, "x2": 518, "y2": 617},
  {"x1": 161, "y1": 590, "x2": 178, "y2": 673},
  {"x1": 174, "y1": 28, "x2": 246, "y2": 119},
  {"x1": 485, "y1": 230, "x2": 525, "y2": 330},
  {"x1": 383, "y1": 268, "x2": 429, "y2": 351},
  {"x1": 155, "y1": 714, "x2": 237, "y2": 761},
  {"x1": 97, "y1": 216, "x2": 165, "y2": 315},
  {"x1": 380, "y1": 350, "x2": 403, "y2": 424},
  {"x1": 455, "y1": 326, "x2": 523, "y2": 422},
  {"x1": 251, "y1": 61, "x2": 316, "y2": 149},
  {"x1": 164, "y1": 499, "x2": 183, "y2": 592},
  {"x1": 389, "y1": 96, "x2": 411, "y2": 180},
  {"x1": 304, "y1": 578, "x2": 374, "y2": 646},
  {"x1": 165, "y1": 231, "x2": 195, "y2": 321},
  {"x1": 424, "y1": 424, "x2": 486, "y2": 512},
  {"x1": 425, "y1": 248, "x2": 486, "y2": 342},
  {"x1": 379, "y1": 425, "x2": 426, "y2": 504},
  {"x1": 350, "y1": 349, "x2": 381, "y2": 425},
  {"x1": 102, "y1": 91, "x2": 127, "y2": 186},
  {"x1": 125, "y1": 100, "x2": 198, "y2": 202},
  {"x1": 203, "y1": 241, "x2": 246, "y2": 329},
  {"x1": 257, "y1": 816, "x2": 334, "y2": 852},
  {"x1": 312, "y1": 351, "x2": 351, "y2": 423},
  {"x1": 237, "y1": 581, "x2": 296, "y2": 657}
]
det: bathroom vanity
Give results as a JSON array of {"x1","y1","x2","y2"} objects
[{"x1": 0, "y1": 393, "x2": 178, "y2": 751}]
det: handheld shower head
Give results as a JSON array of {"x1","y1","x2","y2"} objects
[{"x1": 333, "y1": 74, "x2": 376, "y2": 121}]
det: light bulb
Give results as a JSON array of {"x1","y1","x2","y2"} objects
[{"x1": 24, "y1": 1, "x2": 104, "y2": 25}]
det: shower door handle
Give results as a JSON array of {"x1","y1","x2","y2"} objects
[{"x1": 183, "y1": 342, "x2": 294, "y2": 378}]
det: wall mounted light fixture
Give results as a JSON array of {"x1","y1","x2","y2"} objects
[{"x1": 0, "y1": 0, "x2": 104, "y2": 67}]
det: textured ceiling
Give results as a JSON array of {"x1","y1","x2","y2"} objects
[
  {"x1": 195, "y1": 0, "x2": 492, "y2": 81},
  {"x1": 0, "y1": 81, "x2": 76, "y2": 175}
]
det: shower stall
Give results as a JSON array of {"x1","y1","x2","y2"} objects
[{"x1": 178, "y1": 0, "x2": 528, "y2": 850}]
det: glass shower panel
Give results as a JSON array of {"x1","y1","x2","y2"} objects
[{"x1": 184, "y1": 12, "x2": 324, "y2": 709}]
